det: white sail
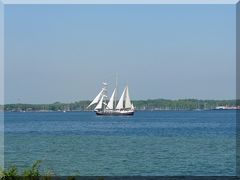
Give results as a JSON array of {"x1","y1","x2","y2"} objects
[
  {"x1": 125, "y1": 86, "x2": 132, "y2": 109},
  {"x1": 94, "y1": 95, "x2": 104, "y2": 110},
  {"x1": 131, "y1": 104, "x2": 134, "y2": 110},
  {"x1": 106, "y1": 88, "x2": 116, "y2": 110},
  {"x1": 87, "y1": 89, "x2": 104, "y2": 108},
  {"x1": 116, "y1": 87, "x2": 126, "y2": 110}
]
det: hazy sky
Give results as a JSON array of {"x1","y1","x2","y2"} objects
[{"x1": 5, "y1": 4, "x2": 236, "y2": 104}]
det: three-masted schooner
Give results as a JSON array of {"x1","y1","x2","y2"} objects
[{"x1": 87, "y1": 82, "x2": 134, "y2": 116}]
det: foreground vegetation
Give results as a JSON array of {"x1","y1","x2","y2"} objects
[
  {"x1": 1, "y1": 99, "x2": 238, "y2": 112},
  {"x1": 1, "y1": 161, "x2": 107, "y2": 180},
  {"x1": 1, "y1": 160, "x2": 54, "y2": 178}
]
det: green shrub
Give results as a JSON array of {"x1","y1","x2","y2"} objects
[{"x1": 23, "y1": 160, "x2": 42, "y2": 176}]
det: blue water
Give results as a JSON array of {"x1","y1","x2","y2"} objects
[{"x1": 4, "y1": 110, "x2": 236, "y2": 175}]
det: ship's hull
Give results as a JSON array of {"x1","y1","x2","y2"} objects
[{"x1": 96, "y1": 110, "x2": 134, "y2": 116}]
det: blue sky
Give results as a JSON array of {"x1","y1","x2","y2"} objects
[{"x1": 5, "y1": 4, "x2": 236, "y2": 103}]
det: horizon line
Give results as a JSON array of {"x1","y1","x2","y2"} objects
[{"x1": 2, "y1": 98, "x2": 238, "y2": 105}]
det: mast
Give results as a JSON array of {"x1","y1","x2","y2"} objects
[
  {"x1": 106, "y1": 88, "x2": 116, "y2": 110},
  {"x1": 116, "y1": 87, "x2": 126, "y2": 110},
  {"x1": 102, "y1": 82, "x2": 108, "y2": 111},
  {"x1": 114, "y1": 74, "x2": 118, "y2": 110},
  {"x1": 125, "y1": 86, "x2": 132, "y2": 109}
]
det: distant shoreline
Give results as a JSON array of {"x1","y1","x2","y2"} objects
[
  {"x1": 1, "y1": 99, "x2": 239, "y2": 112},
  {"x1": 2, "y1": 109, "x2": 239, "y2": 113}
]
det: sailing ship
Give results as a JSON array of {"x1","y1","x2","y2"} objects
[{"x1": 87, "y1": 82, "x2": 134, "y2": 116}]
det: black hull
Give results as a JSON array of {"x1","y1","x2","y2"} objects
[{"x1": 96, "y1": 111, "x2": 134, "y2": 116}]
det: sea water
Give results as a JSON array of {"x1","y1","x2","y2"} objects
[{"x1": 4, "y1": 110, "x2": 236, "y2": 176}]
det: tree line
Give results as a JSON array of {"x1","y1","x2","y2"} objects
[{"x1": 1, "y1": 99, "x2": 238, "y2": 112}]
